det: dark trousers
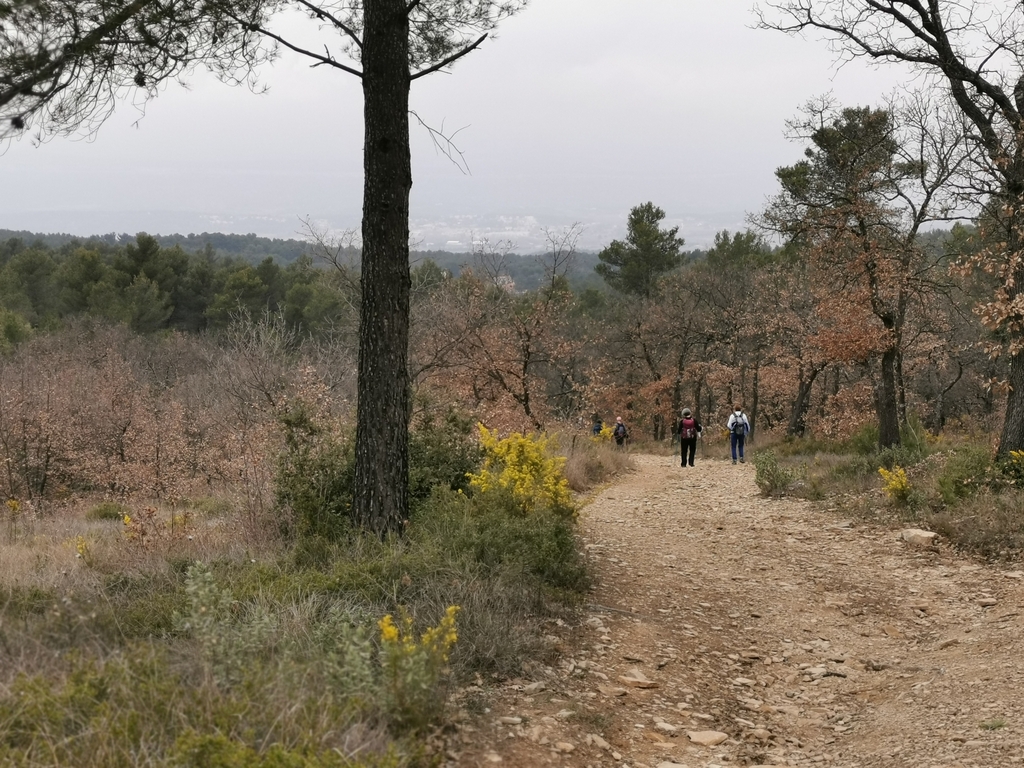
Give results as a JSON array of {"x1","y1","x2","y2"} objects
[
  {"x1": 731, "y1": 433, "x2": 746, "y2": 460},
  {"x1": 681, "y1": 438, "x2": 697, "y2": 466}
]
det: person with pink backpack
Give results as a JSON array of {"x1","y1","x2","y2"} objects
[{"x1": 677, "y1": 408, "x2": 703, "y2": 467}]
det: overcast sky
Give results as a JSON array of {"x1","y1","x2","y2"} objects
[{"x1": 0, "y1": 1, "x2": 907, "y2": 252}]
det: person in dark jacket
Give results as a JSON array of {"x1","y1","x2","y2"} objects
[
  {"x1": 613, "y1": 416, "x2": 629, "y2": 448},
  {"x1": 677, "y1": 407, "x2": 703, "y2": 467}
]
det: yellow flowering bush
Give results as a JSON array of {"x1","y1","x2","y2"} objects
[
  {"x1": 592, "y1": 424, "x2": 614, "y2": 443},
  {"x1": 1003, "y1": 449, "x2": 1024, "y2": 486},
  {"x1": 468, "y1": 425, "x2": 574, "y2": 516},
  {"x1": 378, "y1": 605, "x2": 459, "y2": 733},
  {"x1": 879, "y1": 465, "x2": 911, "y2": 504}
]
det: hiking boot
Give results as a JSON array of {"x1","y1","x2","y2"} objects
[
  {"x1": 732, "y1": 459, "x2": 737, "y2": 465},
  {"x1": 740, "y1": 457, "x2": 745, "y2": 463}
]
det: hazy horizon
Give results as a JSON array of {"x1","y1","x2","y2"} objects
[{"x1": 1, "y1": 2, "x2": 905, "y2": 253}]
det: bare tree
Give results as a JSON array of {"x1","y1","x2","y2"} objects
[
  {"x1": 1, "y1": 0, "x2": 526, "y2": 532},
  {"x1": 758, "y1": 0, "x2": 1024, "y2": 454}
]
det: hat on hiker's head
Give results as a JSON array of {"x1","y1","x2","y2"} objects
[
  {"x1": 682, "y1": 408, "x2": 691, "y2": 417},
  {"x1": 734, "y1": 405, "x2": 743, "y2": 412}
]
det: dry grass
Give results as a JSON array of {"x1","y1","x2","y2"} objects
[
  {"x1": 561, "y1": 435, "x2": 634, "y2": 492},
  {"x1": 929, "y1": 492, "x2": 1024, "y2": 561}
]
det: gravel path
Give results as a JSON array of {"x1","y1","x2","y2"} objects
[{"x1": 449, "y1": 453, "x2": 1024, "y2": 768}]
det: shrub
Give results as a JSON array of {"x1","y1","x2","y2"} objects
[
  {"x1": 378, "y1": 605, "x2": 459, "y2": 733},
  {"x1": 408, "y1": 403, "x2": 481, "y2": 509},
  {"x1": 187, "y1": 496, "x2": 235, "y2": 518},
  {"x1": 878, "y1": 465, "x2": 911, "y2": 505},
  {"x1": 936, "y1": 446, "x2": 993, "y2": 506},
  {"x1": 277, "y1": 399, "x2": 484, "y2": 540},
  {"x1": 275, "y1": 401, "x2": 355, "y2": 542},
  {"x1": 413, "y1": 486, "x2": 589, "y2": 596},
  {"x1": 86, "y1": 501, "x2": 130, "y2": 521},
  {"x1": 174, "y1": 563, "x2": 278, "y2": 688},
  {"x1": 467, "y1": 425, "x2": 574, "y2": 516},
  {"x1": 998, "y1": 449, "x2": 1024, "y2": 487},
  {"x1": 563, "y1": 435, "x2": 632, "y2": 492},
  {"x1": 0, "y1": 307, "x2": 32, "y2": 352},
  {"x1": 752, "y1": 450, "x2": 795, "y2": 495},
  {"x1": 845, "y1": 418, "x2": 928, "y2": 466},
  {"x1": 848, "y1": 423, "x2": 879, "y2": 455},
  {"x1": 930, "y1": 491, "x2": 1024, "y2": 560},
  {"x1": 900, "y1": 412, "x2": 929, "y2": 456},
  {"x1": 877, "y1": 443, "x2": 924, "y2": 470}
]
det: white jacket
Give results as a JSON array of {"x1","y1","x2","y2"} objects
[{"x1": 727, "y1": 412, "x2": 749, "y2": 435}]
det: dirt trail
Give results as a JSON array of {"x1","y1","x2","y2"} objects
[{"x1": 449, "y1": 453, "x2": 1024, "y2": 768}]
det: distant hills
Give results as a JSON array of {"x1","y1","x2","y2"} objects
[
  {"x1": 0, "y1": 229, "x2": 717, "y2": 293},
  {"x1": 0, "y1": 228, "x2": 620, "y2": 292}
]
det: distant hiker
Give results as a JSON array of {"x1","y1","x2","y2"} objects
[
  {"x1": 592, "y1": 413, "x2": 603, "y2": 436},
  {"x1": 677, "y1": 408, "x2": 703, "y2": 467},
  {"x1": 613, "y1": 416, "x2": 629, "y2": 448},
  {"x1": 726, "y1": 406, "x2": 750, "y2": 464}
]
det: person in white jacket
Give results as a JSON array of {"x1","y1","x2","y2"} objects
[{"x1": 726, "y1": 406, "x2": 750, "y2": 464}]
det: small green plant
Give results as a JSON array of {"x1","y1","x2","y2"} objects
[
  {"x1": 878, "y1": 465, "x2": 911, "y2": 505},
  {"x1": 275, "y1": 401, "x2": 355, "y2": 541},
  {"x1": 937, "y1": 446, "x2": 993, "y2": 505},
  {"x1": 752, "y1": 450, "x2": 795, "y2": 495},
  {"x1": 186, "y1": 496, "x2": 235, "y2": 518},
  {"x1": 174, "y1": 563, "x2": 277, "y2": 687},
  {"x1": 86, "y1": 501, "x2": 129, "y2": 521},
  {"x1": 980, "y1": 717, "x2": 1007, "y2": 730},
  {"x1": 848, "y1": 423, "x2": 879, "y2": 455},
  {"x1": 408, "y1": 402, "x2": 482, "y2": 508},
  {"x1": 468, "y1": 425, "x2": 574, "y2": 516},
  {"x1": 378, "y1": 605, "x2": 460, "y2": 733}
]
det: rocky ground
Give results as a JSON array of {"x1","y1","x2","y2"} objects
[{"x1": 445, "y1": 452, "x2": 1024, "y2": 768}]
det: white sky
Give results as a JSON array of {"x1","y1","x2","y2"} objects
[{"x1": 0, "y1": 1, "x2": 907, "y2": 252}]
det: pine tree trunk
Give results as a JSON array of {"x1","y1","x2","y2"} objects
[
  {"x1": 353, "y1": 0, "x2": 412, "y2": 535},
  {"x1": 877, "y1": 347, "x2": 901, "y2": 449}
]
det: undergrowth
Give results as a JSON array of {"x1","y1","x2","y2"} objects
[
  {"x1": 760, "y1": 419, "x2": 1024, "y2": 561},
  {"x1": 0, "y1": 407, "x2": 595, "y2": 767}
]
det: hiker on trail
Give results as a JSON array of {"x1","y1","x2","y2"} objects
[
  {"x1": 613, "y1": 416, "x2": 629, "y2": 448},
  {"x1": 677, "y1": 408, "x2": 703, "y2": 467},
  {"x1": 592, "y1": 413, "x2": 603, "y2": 436},
  {"x1": 726, "y1": 406, "x2": 750, "y2": 464}
]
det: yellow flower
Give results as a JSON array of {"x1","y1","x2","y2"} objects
[
  {"x1": 878, "y1": 465, "x2": 910, "y2": 502},
  {"x1": 379, "y1": 614, "x2": 400, "y2": 643},
  {"x1": 467, "y1": 425, "x2": 573, "y2": 515}
]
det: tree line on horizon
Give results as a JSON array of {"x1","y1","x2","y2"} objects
[{"x1": 0, "y1": 184, "x2": 999, "y2": 492}]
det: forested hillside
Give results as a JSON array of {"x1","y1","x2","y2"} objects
[
  {"x1": 0, "y1": 228, "x2": 628, "y2": 293},
  {"x1": 0, "y1": 213, "x2": 994, "y2": 465}
]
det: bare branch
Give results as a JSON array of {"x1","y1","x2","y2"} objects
[{"x1": 410, "y1": 109, "x2": 471, "y2": 173}]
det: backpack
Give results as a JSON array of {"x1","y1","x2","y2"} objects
[
  {"x1": 731, "y1": 414, "x2": 746, "y2": 436},
  {"x1": 613, "y1": 423, "x2": 627, "y2": 440},
  {"x1": 680, "y1": 417, "x2": 696, "y2": 440}
]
